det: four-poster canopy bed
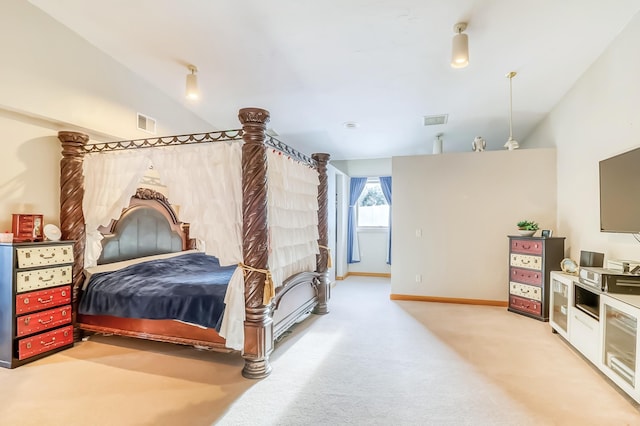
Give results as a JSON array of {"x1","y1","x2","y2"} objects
[{"x1": 57, "y1": 107, "x2": 331, "y2": 378}]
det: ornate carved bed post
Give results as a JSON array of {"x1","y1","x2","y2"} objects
[
  {"x1": 312, "y1": 153, "x2": 331, "y2": 315},
  {"x1": 58, "y1": 131, "x2": 88, "y2": 342},
  {"x1": 238, "y1": 107, "x2": 273, "y2": 379}
]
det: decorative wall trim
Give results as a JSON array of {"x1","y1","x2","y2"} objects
[{"x1": 390, "y1": 294, "x2": 508, "y2": 307}]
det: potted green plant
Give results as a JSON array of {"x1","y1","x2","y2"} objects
[{"x1": 517, "y1": 220, "x2": 539, "y2": 236}]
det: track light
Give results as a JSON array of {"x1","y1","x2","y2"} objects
[
  {"x1": 186, "y1": 65, "x2": 199, "y2": 99},
  {"x1": 451, "y1": 22, "x2": 469, "y2": 68}
]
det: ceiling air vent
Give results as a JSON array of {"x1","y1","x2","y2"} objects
[
  {"x1": 137, "y1": 113, "x2": 157, "y2": 134},
  {"x1": 423, "y1": 114, "x2": 448, "y2": 126}
]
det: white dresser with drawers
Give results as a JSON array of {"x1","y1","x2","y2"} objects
[{"x1": 0, "y1": 241, "x2": 75, "y2": 368}]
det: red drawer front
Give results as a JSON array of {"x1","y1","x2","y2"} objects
[
  {"x1": 511, "y1": 239, "x2": 543, "y2": 255},
  {"x1": 18, "y1": 325, "x2": 73, "y2": 360},
  {"x1": 16, "y1": 305, "x2": 72, "y2": 337},
  {"x1": 510, "y1": 267, "x2": 542, "y2": 286},
  {"x1": 15, "y1": 285, "x2": 71, "y2": 315},
  {"x1": 510, "y1": 295, "x2": 542, "y2": 316}
]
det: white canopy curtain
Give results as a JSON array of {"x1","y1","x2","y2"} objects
[
  {"x1": 82, "y1": 143, "x2": 246, "y2": 351},
  {"x1": 82, "y1": 150, "x2": 151, "y2": 268},
  {"x1": 148, "y1": 143, "x2": 244, "y2": 350},
  {"x1": 267, "y1": 150, "x2": 319, "y2": 295}
]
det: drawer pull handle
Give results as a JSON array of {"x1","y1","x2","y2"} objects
[
  {"x1": 39, "y1": 275, "x2": 54, "y2": 282},
  {"x1": 37, "y1": 296, "x2": 54, "y2": 304},
  {"x1": 41, "y1": 337, "x2": 57, "y2": 347},
  {"x1": 38, "y1": 316, "x2": 54, "y2": 325},
  {"x1": 23, "y1": 317, "x2": 31, "y2": 325},
  {"x1": 39, "y1": 253, "x2": 56, "y2": 259},
  {"x1": 61, "y1": 291, "x2": 67, "y2": 297},
  {"x1": 522, "y1": 244, "x2": 531, "y2": 249}
]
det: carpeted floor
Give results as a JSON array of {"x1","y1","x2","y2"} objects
[{"x1": 1, "y1": 277, "x2": 639, "y2": 425}]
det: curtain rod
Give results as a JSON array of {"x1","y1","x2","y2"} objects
[{"x1": 83, "y1": 129, "x2": 317, "y2": 168}]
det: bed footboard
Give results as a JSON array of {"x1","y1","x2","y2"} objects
[{"x1": 272, "y1": 271, "x2": 320, "y2": 340}]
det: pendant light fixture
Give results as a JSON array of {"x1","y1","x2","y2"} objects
[
  {"x1": 433, "y1": 133, "x2": 444, "y2": 154},
  {"x1": 451, "y1": 22, "x2": 469, "y2": 68},
  {"x1": 186, "y1": 65, "x2": 199, "y2": 100},
  {"x1": 504, "y1": 71, "x2": 520, "y2": 150}
]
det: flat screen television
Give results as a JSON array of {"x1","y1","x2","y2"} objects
[{"x1": 599, "y1": 146, "x2": 640, "y2": 233}]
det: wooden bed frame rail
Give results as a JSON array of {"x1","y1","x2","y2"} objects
[{"x1": 58, "y1": 107, "x2": 330, "y2": 379}]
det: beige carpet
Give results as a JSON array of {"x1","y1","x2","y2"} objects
[{"x1": 1, "y1": 277, "x2": 639, "y2": 425}]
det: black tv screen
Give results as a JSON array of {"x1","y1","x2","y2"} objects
[{"x1": 600, "y1": 146, "x2": 640, "y2": 233}]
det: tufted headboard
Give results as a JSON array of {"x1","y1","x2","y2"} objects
[{"x1": 97, "y1": 188, "x2": 190, "y2": 264}]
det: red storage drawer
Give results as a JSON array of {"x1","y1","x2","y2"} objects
[
  {"x1": 16, "y1": 305, "x2": 72, "y2": 337},
  {"x1": 509, "y1": 295, "x2": 542, "y2": 316},
  {"x1": 18, "y1": 325, "x2": 73, "y2": 360},
  {"x1": 510, "y1": 267, "x2": 542, "y2": 286},
  {"x1": 510, "y1": 239, "x2": 543, "y2": 255},
  {"x1": 15, "y1": 285, "x2": 71, "y2": 315}
]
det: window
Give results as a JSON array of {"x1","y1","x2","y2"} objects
[{"x1": 357, "y1": 180, "x2": 389, "y2": 227}]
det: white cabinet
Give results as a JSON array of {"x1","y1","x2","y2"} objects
[
  {"x1": 600, "y1": 294, "x2": 640, "y2": 401},
  {"x1": 570, "y1": 281, "x2": 602, "y2": 364},
  {"x1": 549, "y1": 272, "x2": 602, "y2": 364},
  {"x1": 569, "y1": 305, "x2": 601, "y2": 364},
  {"x1": 550, "y1": 271, "x2": 573, "y2": 339},
  {"x1": 550, "y1": 276, "x2": 640, "y2": 403}
]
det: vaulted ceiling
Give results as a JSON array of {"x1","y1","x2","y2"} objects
[{"x1": 30, "y1": 0, "x2": 640, "y2": 160}]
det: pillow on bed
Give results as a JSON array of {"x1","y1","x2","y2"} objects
[{"x1": 82, "y1": 250, "x2": 199, "y2": 290}]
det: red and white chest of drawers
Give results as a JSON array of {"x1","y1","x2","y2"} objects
[
  {"x1": 0, "y1": 241, "x2": 75, "y2": 368},
  {"x1": 508, "y1": 236, "x2": 565, "y2": 321}
]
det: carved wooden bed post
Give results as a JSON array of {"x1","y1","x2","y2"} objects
[
  {"x1": 312, "y1": 153, "x2": 331, "y2": 315},
  {"x1": 238, "y1": 107, "x2": 273, "y2": 379},
  {"x1": 58, "y1": 131, "x2": 89, "y2": 341}
]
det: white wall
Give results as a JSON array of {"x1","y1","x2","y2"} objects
[
  {"x1": 526, "y1": 12, "x2": 640, "y2": 264},
  {"x1": 0, "y1": 113, "x2": 62, "y2": 231},
  {"x1": 0, "y1": 1, "x2": 213, "y2": 232},
  {"x1": 347, "y1": 228, "x2": 391, "y2": 275},
  {"x1": 392, "y1": 149, "x2": 557, "y2": 301},
  {"x1": 326, "y1": 164, "x2": 341, "y2": 282},
  {"x1": 332, "y1": 158, "x2": 392, "y2": 275},
  {"x1": 332, "y1": 158, "x2": 392, "y2": 177},
  {"x1": 0, "y1": 1, "x2": 211, "y2": 140}
]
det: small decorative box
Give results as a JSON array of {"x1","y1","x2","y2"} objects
[{"x1": 12, "y1": 214, "x2": 44, "y2": 243}]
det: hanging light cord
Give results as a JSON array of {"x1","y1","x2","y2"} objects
[
  {"x1": 507, "y1": 72, "x2": 516, "y2": 140},
  {"x1": 508, "y1": 76, "x2": 513, "y2": 139}
]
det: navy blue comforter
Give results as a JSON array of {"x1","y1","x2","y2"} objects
[{"x1": 78, "y1": 252, "x2": 236, "y2": 331}]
